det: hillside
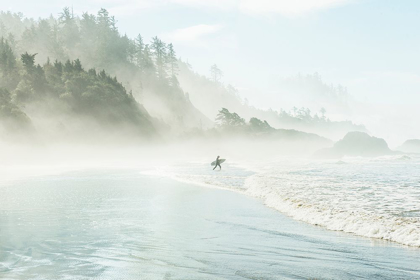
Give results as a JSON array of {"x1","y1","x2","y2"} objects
[
  {"x1": 205, "y1": 108, "x2": 333, "y2": 154},
  {"x1": 0, "y1": 9, "x2": 211, "y2": 131},
  {"x1": 0, "y1": 8, "x2": 348, "y2": 148},
  {"x1": 178, "y1": 61, "x2": 366, "y2": 140},
  {"x1": 0, "y1": 38, "x2": 156, "y2": 142}
]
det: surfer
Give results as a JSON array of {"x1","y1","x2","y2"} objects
[{"x1": 213, "y1": 156, "x2": 222, "y2": 170}]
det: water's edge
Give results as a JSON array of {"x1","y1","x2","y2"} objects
[{"x1": 144, "y1": 157, "x2": 420, "y2": 248}]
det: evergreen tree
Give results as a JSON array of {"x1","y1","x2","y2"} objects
[
  {"x1": 0, "y1": 8, "x2": 214, "y2": 133},
  {"x1": 21, "y1": 52, "x2": 36, "y2": 69},
  {"x1": 50, "y1": 22, "x2": 66, "y2": 60},
  {"x1": 124, "y1": 34, "x2": 136, "y2": 63},
  {"x1": 0, "y1": 38, "x2": 18, "y2": 90},
  {"x1": 166, "y1": 43, "x2": 179, "y2": 79},
  {"x1": 0, "y1": 38, "x2": 16, "y2": 75},
  {"x1": 142, "y1": 44, "x2": 155, "y2": 74},
  {"x1": 249, "y1": 117, "x2": 272, "y2": 131},
  {"x1": 216, "y1": 108, "x2": 245, "y2": 127},
  {"x1": 79, "y1": 12, "x2": 97, "y2": 63},
  {"x1": 74, "y1": 58, "x2": 83, "y2": 72},
  {"x1": 0, "y1": 87, "x2": 31, "y2": 126},
  {"x1": 210, "y1": 64, "x2": 222, "y2": 84},
  {"x1": 150, "y1": 36, "x2": 167, "y2": 79},
  {"x1": 0, "y1": 21, "x2": 6, "y2": 37},
  {"x1": 135, "y1": 34, "x2": 144, "y2": 69},
  {"x1": 58, "y1": 7, "x2": 79, "y2": 49}
]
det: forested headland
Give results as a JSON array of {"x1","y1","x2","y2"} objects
[{"x1": 0, "y1": 8, "x2": 364, "y2": 146}]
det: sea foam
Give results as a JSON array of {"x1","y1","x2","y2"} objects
[{"x1": 145, "y1": 156, "x2": 420, "y2": 247}]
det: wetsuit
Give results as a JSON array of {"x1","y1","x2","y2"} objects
[{"x1": 213, "y1": 157, "x2": 221, "y2": 170}]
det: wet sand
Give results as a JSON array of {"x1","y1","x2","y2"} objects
[{"x1": 0, "y1": 169, "x2": 419, "y2": 279}]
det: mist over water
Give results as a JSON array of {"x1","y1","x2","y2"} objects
[
  {"x1": 143, "y1": 155, "x2": 420, "y2": 247},
  {"x1": 1, "y1": 165, "x2": 420, "y2": 279},
  {"x1": 0, "y1": 3, "x2": 420, "y2": 279}
]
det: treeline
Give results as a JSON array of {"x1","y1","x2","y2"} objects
[
  {"x1": 211, "y1": 107, "x2": 330, "y2": 145},
  {"x1": 0, "y1": 37, "x2": 155, "y2": 138},
  {"x1": 0, "y1": 8, "x2": 364, "y2": 143},
  {"x1": 0, "y1": 8, "x2": 177, "y2": 82},
  {"x1": 279, "y1": 72, "x2": 350, "y2": 102},
  {"x1": 178, "y1": 61, "x2": 365, "y2": 139},
  {"x1": 216, "y1": 108, "x2": 272, "y2": 133},
  {"x1": 0, "y1": 8, "x2": 210, "y2": 130}
]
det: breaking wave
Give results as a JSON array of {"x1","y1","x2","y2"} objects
[{"x1": 143, "y1": 156, "x2": 420, "y2": 247}]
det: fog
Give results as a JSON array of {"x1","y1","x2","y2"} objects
[
  {"x1": 0, "y1": 7, "x2": 417, "y2": 165},
  {"x1": 2, "y1": 6, "x2": 420, "y2": 279}
]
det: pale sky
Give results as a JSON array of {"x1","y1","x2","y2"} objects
[{"x1": 1, "y1": 0, "x2": 420, "y2": 146}]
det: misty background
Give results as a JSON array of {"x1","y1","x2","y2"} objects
[
  {"x1": 2, "y1": 4, "x2": 420, "y2": 278},
  {"x1": 1, "y1": 0, "x2": 419, "y2": 147}
]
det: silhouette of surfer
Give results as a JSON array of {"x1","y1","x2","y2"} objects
[{"x1": 213, "y1": 155, "x2": 222, "y2": 170}]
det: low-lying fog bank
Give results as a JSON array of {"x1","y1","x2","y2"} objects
[{"x1": 0, "y1": 136, "x2": 329, "y2": 170}]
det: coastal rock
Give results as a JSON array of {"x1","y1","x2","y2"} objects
[
  {"x1": 396, "y1": 139, "x2": 420, "y2": 153},
  {"x1": 315, "y1": 131, "x2": 394, "y2": 158}
]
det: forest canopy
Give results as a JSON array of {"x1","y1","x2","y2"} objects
[{"x1": 0, "y1": 8, "x2": 365, "y2": 144}]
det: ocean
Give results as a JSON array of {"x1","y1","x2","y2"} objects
[
  {"x1": 149, "y1": 154, "x2": 420, "y2": 247},
  {"x1": 1, "y1": 155, "x2": 420, "y2": 279}
]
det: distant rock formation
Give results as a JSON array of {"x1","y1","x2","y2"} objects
[
  {"x1": 315, "y1": 131, "x2": 394, "y2": 158},
  {"x1": 396, "y1": 139, "x2": 420, "y2": 153}
]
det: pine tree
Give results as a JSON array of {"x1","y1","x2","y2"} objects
[
  {"x1": 210, "y1": 64, "x2": 222, "y2": 84},
  {"x1": 0, "y1": 38, "x2": 16, "y2": 75},
  {"x1": 135, "y1": 34, "x2": 144, "y2": 69},
  {"x1": 216, "y1": 108, "x2": 245, "y2": 127},
  {"x1": 58, "y1": 7, "x2": 79, "y2": 49},
  {"x1": 21, "y1": 52, "x2": 37, "y2": 69},
  {"x1": 74, "y1": 59, "x2": 83, "y2": 72},
  {"x1": 142, "y1": 44, "x2": 155, "y2": 74},
  {"x1": 150, "y1": 36, "x2": 167, "y2": 79},
  {"x1": 167, "y1": 43, "x2": 178, "y2": 78}
]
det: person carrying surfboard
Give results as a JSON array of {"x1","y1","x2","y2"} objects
[{"x1": 213, "y1": 156, "x2": 222, "y2": 170}]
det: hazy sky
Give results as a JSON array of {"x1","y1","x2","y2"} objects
[{"x1": 2, "y1": 0, "x2": 420, "y2": 145}]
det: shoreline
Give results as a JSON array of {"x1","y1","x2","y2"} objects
[
  {"x1": 145, "y1": 159, "x2": 420, "y2": 249},
  {"x1": 2, "y1": 158, "x2": 419, "y2": 249},
  {"x1": 1, "y1": 168, "x2": 419, "y2": 279}
]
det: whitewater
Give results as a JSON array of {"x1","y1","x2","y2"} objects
[{"x1": 145, "y1": 154, "x2": 420, "y2": 247}]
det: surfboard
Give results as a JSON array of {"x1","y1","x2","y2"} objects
[{"x1": 211, "y1": 159, "x2": 226, "y2": 166}]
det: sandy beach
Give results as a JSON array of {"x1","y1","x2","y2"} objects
[{"x1": 1, "y1": 168, "x2": 419, "y2": 279}]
